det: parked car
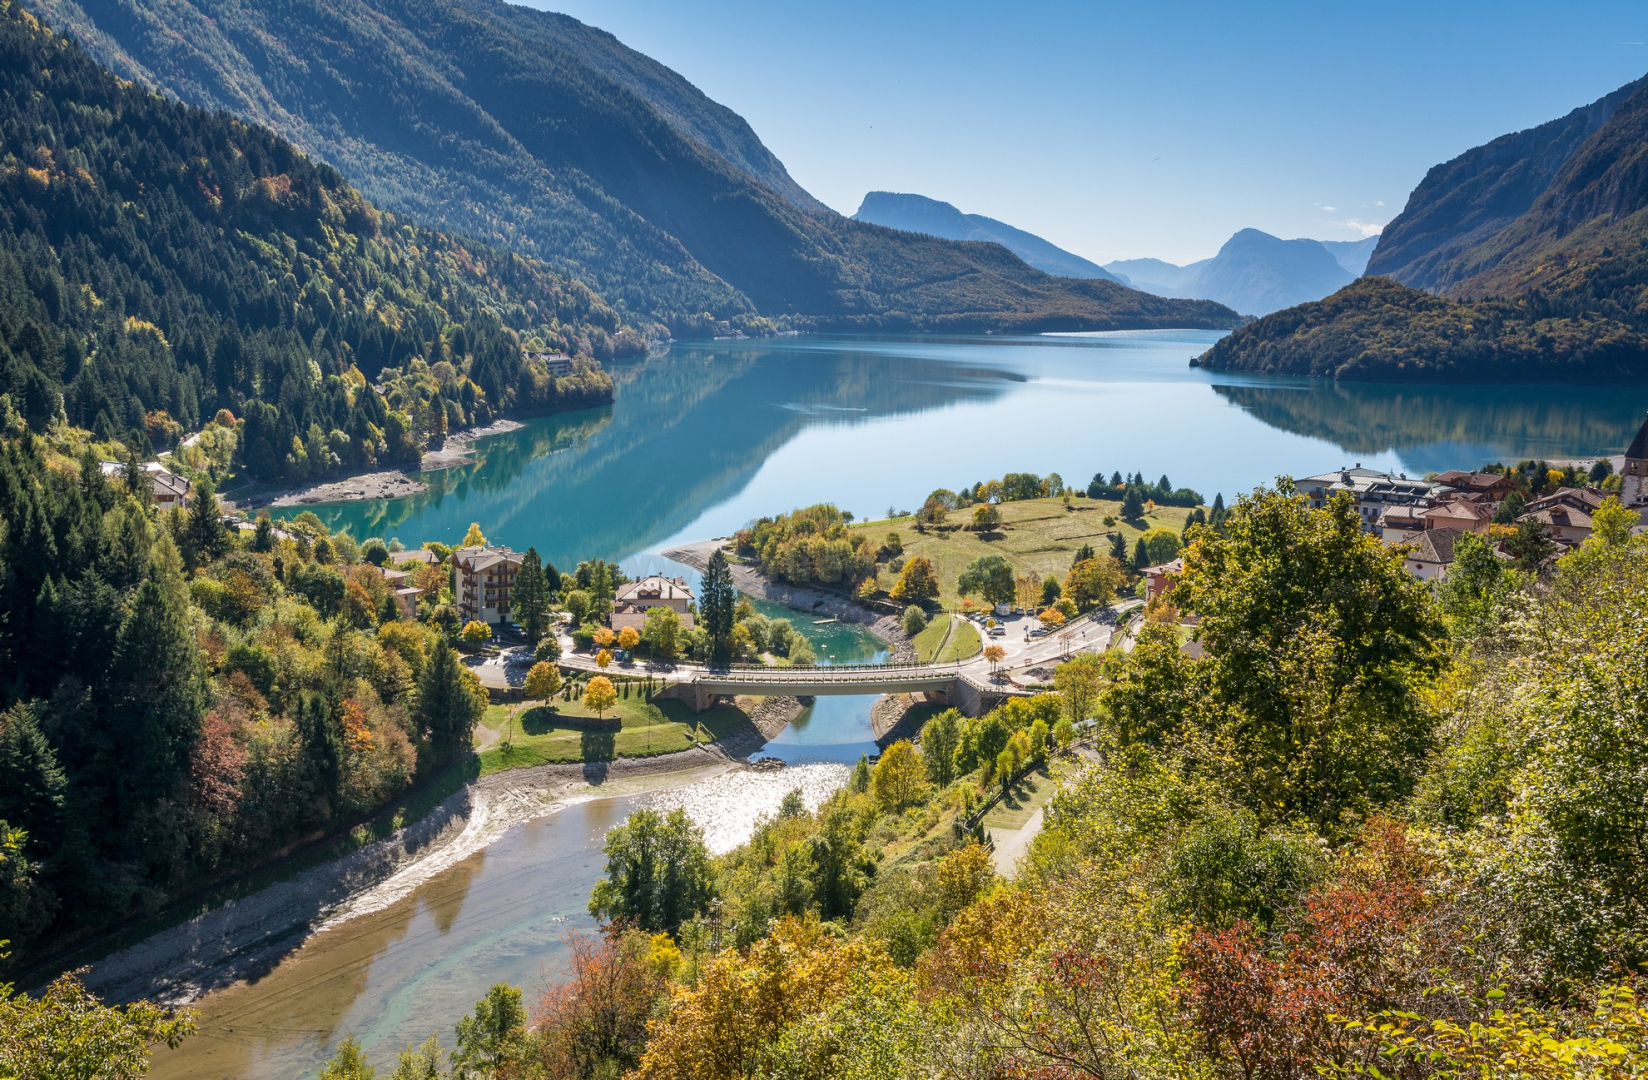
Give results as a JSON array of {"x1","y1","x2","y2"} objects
[
  {"x1": 1028, "y1": 627, "x2": 1050, "y2": 639},
  {"x1": 988, "y1": 626, "x2": 1006, "y2": 638}
]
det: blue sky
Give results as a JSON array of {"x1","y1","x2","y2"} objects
[{"x1": 526, "y1": 0, "x2": 1648, "y2": 264}]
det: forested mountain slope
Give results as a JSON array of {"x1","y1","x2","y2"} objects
[
  {"x1": 0, "y1": 0, "x2": 621, "y2": 479},
  {"x1": 21, "y1": 0, "x2": 1239, "y2": 334},
  {"x1": 1199, "y1": 72, "x2": 1648, "y2": 381}
]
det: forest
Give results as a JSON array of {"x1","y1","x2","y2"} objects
[{"x1": 0, "y1": 0, "x2": 627, "y2": 482}]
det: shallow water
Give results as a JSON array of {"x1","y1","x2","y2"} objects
[{"x1": 151, "y1": 331, "x2": 1648, "y2": 1077}]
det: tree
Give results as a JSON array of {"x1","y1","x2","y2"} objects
[
  {"x1": 922, "y1": 709, "x2": 961, "y2": 786},
  {"x1": 452, "y1": 983, "x2": 530, "y2": 1080},
  {"x1": 182, "y1": 480, "x2": 227, "y2": 569},
  {"x1": 535, "y1": 635, "x2": 562, "y2": 663},
  {"x1": 973, "y1": 504, "x2": 1002, "y2": 531},
  {"x1": 525, "y1": 661, "x2": 562, "y2": 702},
  {"x1": 985, "y1": 644, "x2": 1007, "y2": 673},
  {"x1": 958, "y1": 555, "x2": 1016, "y2": 607},
  {"x1": 461, "y1": 620, "x2": 491, "y2": 644},
  {"x1": 109, "y1": 570, "x2": 207, "y2": 822},
  {"x1": 872, "y1": 740, "x2": 930, "y2": 811},
  {"x1": 318, "y1": 1037, "x2": 375, "y2": 1080},
  {"x1": 1139, "y1": 527, "x2": 1182, "y2": 565},
  {"x1": 1038, "y1": 607, "x2": 1066, "y2": 629},
  {"x1": 1064, "y1": 556, "x2": 1125, "y2": 612},
  {"x1": 361, "y1": 538, "x2": 389, "y2": 566},
  {"x1": 1131, "y1": 537, "x2": 1150, "y2": 570},
  {"x1": 900, "y1": 605, "x2": 929, "y2": 636},
  {"x1": 1054, "y1": 654, "x2": 1103, "y2": 723},
  {"x1": 641, "y1": 606, "x2": 682, "y2": 660},
  {"x1": 617, "y1": 626, "x2": 640, "y2": 651},
  {"x1": 700, "y1": 548, "x2": 736, "y2": 659},
  {"x1": 533, "y1": 930, "x2": 669, "y2": 1080},
  {"x1": 1438, "y1": 532, "x2": 1508, "y2": 634},
  {"x1": 0, "y1": 970, "x2": 196, "y2": 1080},
  {"x1": 1109, "y1": 532, "x2": 1128, "y2": 564},
  {"x1": 889, "y1": 555, "x2": 940, "y2": 605},
  {"x1": 585, "y1": 676, "x2": 618, "y2": 718},
  {"x1": 416, "y1": 637, "x2": 487, "y2": 763},
  {"x1": 592, "y1": 625, "x2": 616, "y2": 649},
  {"x1": 1492, "y1": 490, "x2": 1527, "y2": 525},
  {"x1": 462, "y1": 522, "x2": 487, "y2": 547},
  {"x1": 514, "y1": 548, "x2": 552, "y2": 645},
  {"x1": 1121, "y1": 486, "x2": 1145, "y2": 521},
  {"x1": 1590, "y1": 495, "x2": 1636, "y2": 547},
  {"x1": 1175, "y1": 485, "x2": 1444, "y2": 830},
  {"x1": 595, "y1": 648, "x2": 613, "y2": 670},
  {"x1": 1015, "y1": 572, "x2": 1043, "y2": 612},
  {"x1": 1507, "y1": 517, "x2": 1555, "y2": 572},
  {"x1": 588, "y1": 807, "x2": 713, "y2": 932}
]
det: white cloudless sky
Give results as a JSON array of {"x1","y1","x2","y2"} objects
[{"x1": 525, "y1": 0, "x2": 1648, "y2": 264}]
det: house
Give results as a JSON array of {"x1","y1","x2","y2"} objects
[
  {"x1": 1432, "y1": 470, "x2": 1518, "y2": 505},
  {"x1": 612, "y1": 574, "x2": 695, "y2": 634},
  {"x1": 374, "y1": 566, "x2": 425, "y2": 617},
  {"x1": 1420, "y1": 499, "x2": 1493, "y2": 535},
  {"x1": 1297, "y1": 465, "x2": 1448, "y2": 534},
  {"x1": 1140, "y1": 557, "x2": 1183, "y2": 603},
  {"x1": 1519, "y1": 488, "x2": 1605, "y2": 546},
  {"x1": 524, "y1": 350, "x2": 575, "y2": 377},
  {"x1": 1621, "y1": 413, "x2": 1648, "y2": 508},
  {"x1": 393, "y1": 548, "x2": 443, "y2": 567},
  {"x1": 1378, "y1": 506, "x2": 1427, "y2": 546},
  {"x1": 453, "y1": 545, "x2": 524, "y2": 626},
  {"x1": 1403, "y1": 527, "x2": 1462, "y2": 581},
  {"x1": 99, "y1": 460, "x2": 191, "y2": 510}
]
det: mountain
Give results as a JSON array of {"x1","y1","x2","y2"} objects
[
  {"x1": 1198, "y1": 73, "x2": 1648, "y2": 382},
  {"x1": 1364, "y1": 77, "x2": 1647, "y2": 291},
  {"x1": 851, "y1": 192, "x2": 1122, "y2": 281},
  {"x1": 0, "y1": 0, "x2": 621, "y2": 478},
  {"x1": 22, "y1": 0, "x2": 1238, "y2": 336},
  {"x1": 1319, "y1": 236, "x2": 1380, "y2": 276},
  {"x1": 1103, "y1": 229, "x2": 1354, "y2": 315}
]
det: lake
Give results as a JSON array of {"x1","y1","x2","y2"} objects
[{"x1": 148, "y1": 330, "x2": 1648, "y2": 1078}]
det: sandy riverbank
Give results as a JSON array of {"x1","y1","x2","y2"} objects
[
  {"x1": 664, "y1": 538, "x2": 916, "y2": 662},
  {"x1": 223, "y1": 419, "x2": 524, "y2": 511},
  {"x1": 77, "y1": 721, "x2": 783, "y2": 1007}
]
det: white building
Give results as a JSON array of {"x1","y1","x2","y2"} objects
[
  {"x1": 1297, "y1": 465, "x2": 1449, "y2": 534},
  {"x1": 453, "y1": 545, "x2": 523, "y2": 626},
  {"x1": 99, "y1": 460, "x2": 190, "y2": 510}
]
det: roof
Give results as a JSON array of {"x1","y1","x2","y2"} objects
[
  {"x1": 1299, "y1": 466, "x2": 1446, "y2": 502},
  {"x1": 615, "y1": 575, "x2": 694, "y2": 603},
  {"x1": 1433, "y1": 470, "x2": 1514, "y2": 492},
  {"x1": 1407, "y1": 527, "x2": 1462, "y2": 565},
  {"x1": 1627, "y1": 412, "x2": 1648, "y2": 461},
  {"x1": 394, "y1": 548, "x2": 442, "y2": 565},
  {"x1": 1524, "y1": 487, "x2": 1604, "y2": 515},
  {"x1": 454, "y1": 545, "x2": 522, "y2": 572},
  {"x1": 1520, "y1": 505, "x2": 1595, "y2": 530},
  {"x1": 1422, "y1": 500, "x2": 1492, "y2": 524},
  {"x1": 1140, "y1": 557, "x2": 1184, "y2": 577}
]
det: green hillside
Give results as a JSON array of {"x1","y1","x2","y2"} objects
[
  {"x1": 23, "y1": 0, "x2": 1241, "y2": 335},
  {"x1": 0, "y1": 0, "x2": 623, "y2": 479}
]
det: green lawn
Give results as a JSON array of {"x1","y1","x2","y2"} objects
[
  {"x1": 474, "y1": 695, "x2": 754, "y2": 775},
  {"x1": 910, "y1": 614, "x2": 983, "y2": 663},
  {"x1": 857, "y1": 496, "x2": 1197, "y2": 605}
]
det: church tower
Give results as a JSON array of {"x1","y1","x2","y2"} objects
[{"x1": 1622, "y1": 412, "x2": 1648, "y2": 507}]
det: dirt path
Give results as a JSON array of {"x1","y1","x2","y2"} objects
[{"x1": 989, "y1": 806, "x2": 1045, "y2": 878}]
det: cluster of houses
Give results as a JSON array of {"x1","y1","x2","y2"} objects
[{"x1": 1142, "y1": 414, "x2": 1648, "y2": 595}]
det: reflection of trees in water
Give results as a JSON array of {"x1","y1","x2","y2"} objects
[
  {"x1": 1213, "y1": 381, "x2": 1648, "y2": 471},
  {"x1": 307, "y1": 343, "x2": 1018, "y2": 565}
]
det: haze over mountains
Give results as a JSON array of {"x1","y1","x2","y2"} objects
[
  {"x1": 21, "y1": 0, "x2": 1237, "y2": 337},
  {"x1": 1105, "y1": 231, "x2": 1375, "y2": 316},
  {"x1": 1200, "y1": 71, "x2": 1648, "y2": 382}
]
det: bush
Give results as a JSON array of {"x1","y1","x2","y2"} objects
[
  {"x1": 900, "y1": 605, "x2": 929, "y2": 636},
  {"x1": 535, "y1": 635, "x2": 562, "y2": 662}
]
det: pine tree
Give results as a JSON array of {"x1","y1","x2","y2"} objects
[
  {"x1": 417, "y1": 637, "x2": 484, "y2": 763},
  {"x1": 700, "y1": 548, "x2": 736, "y2": 659},
  {"x1": 514, "y1": 548, "x2": 551, "y2": 644},
  {"x1": 1132, "y1": 537, "x2": 1150, "y2": 570},
  {"x1": 109, "y1": 571, "x2": 207, "y2": 822},
  {"x1": 184, "y1": 480, "x2": 226, "y2": 569},
  {"x1": 1109, "y1": 533, "x2": 1128, "y2": 564},
  {"x1": 1121, "y1": 485, "x2": 1145, "y2": 521}
]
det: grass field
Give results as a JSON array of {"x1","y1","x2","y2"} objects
[
  {"x1": 474, "y1": 695, "x2": 751, "y2": 775},
  {"x1": 983, "y1": 759, "x2": 1069, "y2": 829},
  {"x1": 857, "y1": 496, "x2": 1197, "y2": 605},
  {"x1": 910, "y1": 616, "x2": 982, "y2": 662}
]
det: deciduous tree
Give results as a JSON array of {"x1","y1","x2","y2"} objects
[
  {"x1": 525, "y1": 661, "x2": 562, "y2": 702},
  {"x1": 871, "y1": 740, "x2": 929, "y2": 811},
  {"x1": 588, "y1": 807, "x2": 712, "y2": 932},
  {"x1": 584, "y1": 676, "x2": 618, "y2": 718}
]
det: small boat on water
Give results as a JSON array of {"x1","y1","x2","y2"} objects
[{"x1": 813, "y1": 617, "x2": 838, "y2": 625}]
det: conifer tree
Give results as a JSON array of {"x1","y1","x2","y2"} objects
[
  {"x1": 701, "y1": 548, "x2": 736, "y2": 659},
  {"x1": 183, "y1": 481, "x2": 226, "y2": 569},
  {"x1": 416, "y1": 637, "x2": 485, "y2": 763},
  {"x1": 514, "y1": 547, "x2": 551, "y2": 644},
  {"x1": 109, "y1": 570, "x2": 207, "y2": 821}
]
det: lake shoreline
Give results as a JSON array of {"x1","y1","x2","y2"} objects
[{"x1": 222, "y1": 419, "x2": 525, "y2": 512}]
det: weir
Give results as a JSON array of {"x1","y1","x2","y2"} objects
[{"x1": 656, "y1": 668, "x2": 1025, "y2": 717}]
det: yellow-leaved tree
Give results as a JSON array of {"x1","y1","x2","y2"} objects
[
  {"x1": 461, "y1": 522, "x2": 487, "y2": 547},
  {"x1": 584, "y1": 676, "x2": 617, "y2": 718}
]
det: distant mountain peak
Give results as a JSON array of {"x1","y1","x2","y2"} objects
[
  {"x1": 1102, "y1": 229, "x2": 1354, "y2": 316},
  {"x1": 853, "y1": 191, "x2": 1121, "y2": 282}
]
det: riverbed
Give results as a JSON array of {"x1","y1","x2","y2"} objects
[{"x1": 135, "y1": 330, "x2": 1648, "y2": 1078}]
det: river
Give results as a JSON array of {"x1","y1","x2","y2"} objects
[{"x1": 144, "y1": 330, "x2": 1647, "y2": 1079}]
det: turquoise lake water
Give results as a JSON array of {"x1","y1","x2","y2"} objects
[{"x1": 146, "y1": 330, "x2": 1648, "y2": 1079}]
